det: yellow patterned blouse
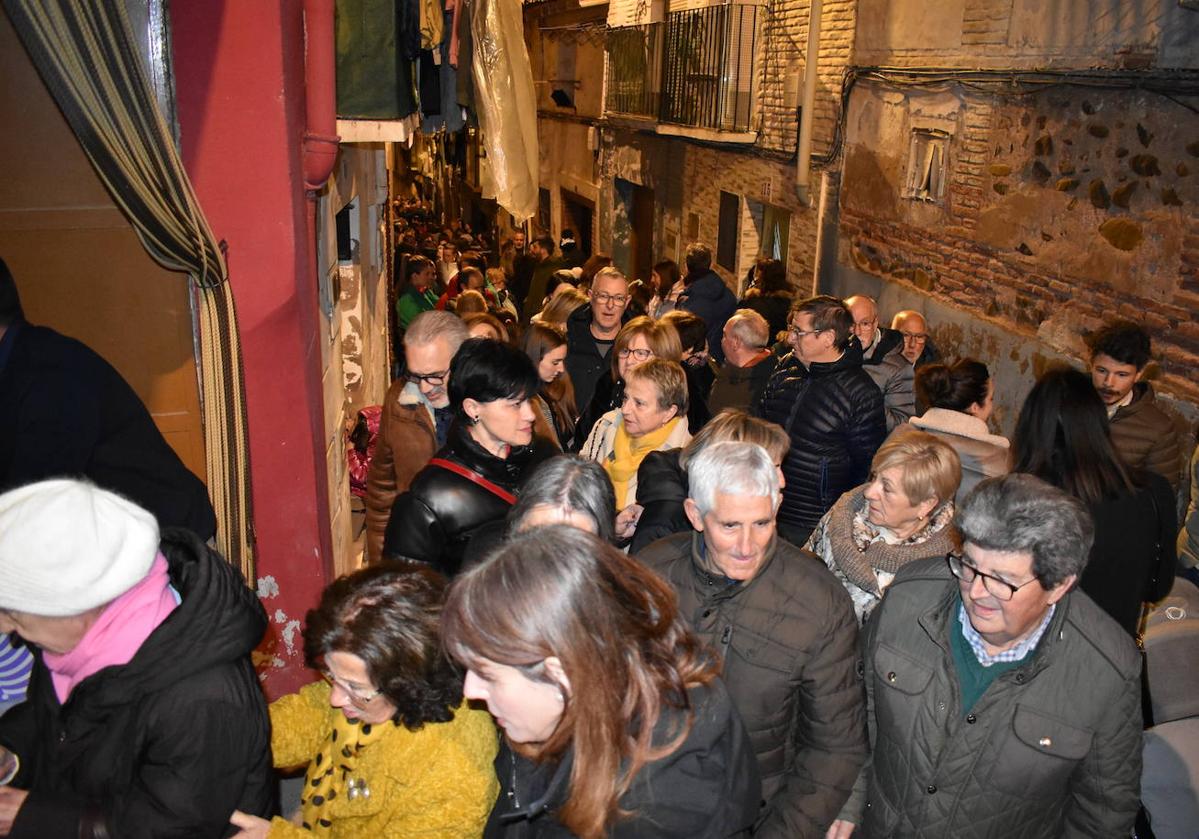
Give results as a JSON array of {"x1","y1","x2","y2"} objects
[{"x1": 267, "y1": 682, "x2": 498, "y2": 838}]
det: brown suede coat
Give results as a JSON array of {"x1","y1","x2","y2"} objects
[{"x1": 363, "y1": 379, "x2": 437, "y2": 562}]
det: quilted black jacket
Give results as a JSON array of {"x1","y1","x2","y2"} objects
[{"x1": 755, "y1": 344, "x2": 886, "y2": 532}]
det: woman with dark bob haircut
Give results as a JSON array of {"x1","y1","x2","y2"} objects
[
  {"x1": 228, "y1": 563, "x2": 498, "y2": 838},
  {"x1": 443, "y1": 526, "x2": 760, "y2": 838},
  {"x1": 1010, "y1": 366, "x2": 1176, "y2": 637},
  {"x1": 383, "y1": 339, "x2": 557, "y2": 576}
]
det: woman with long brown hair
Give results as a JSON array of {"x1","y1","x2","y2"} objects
[
  {"x1": 521, "y1": 323, "x2": 578, "y2": 450},
  {"x1": 442, "y1": 526, "x2": 760, "y2": 838}
]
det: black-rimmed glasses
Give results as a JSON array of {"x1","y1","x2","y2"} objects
[
  {"x1": 946, "y1": 552, "x2": 1039, "y2": 601},
  {"x1": 406, "y1": 369, "x2": 449, "y2": 387}
]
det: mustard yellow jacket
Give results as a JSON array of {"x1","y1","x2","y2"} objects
[{"x1": 267, "y1": 683, "x2": 498, "y2": 838}]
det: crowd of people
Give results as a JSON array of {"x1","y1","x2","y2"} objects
[{"x1": 0, "y1": 226, "x2": 1196, "y2": 838}]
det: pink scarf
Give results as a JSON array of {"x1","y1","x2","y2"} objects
[{"x1": 43, "y1": 553, "x2": 178, "y2": 703}]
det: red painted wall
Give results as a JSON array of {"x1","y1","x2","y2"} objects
[{"x1": 170, "y1": 1, "x2": 333, "y2": 696}]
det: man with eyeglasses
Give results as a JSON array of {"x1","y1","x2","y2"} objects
[
  {"x1": 756, "y1": 296, "x2": 886, "y2": 547},
  {"x1": 565, "y1": 267, "x2": 632, "y2": 411},
  {"x1": 845, "y1": 295, "x2": 914, "y2": 431},
  {"x1": 890, "y1": 310, "x2": 940, "y2": 369},
  {"x1": 363, "y1": 311, "x2": 469, "y2": 562},
  {"x1": 830, "y1": 474, "x2": 1141, "y2": 839}
]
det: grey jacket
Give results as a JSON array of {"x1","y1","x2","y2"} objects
[
  {"x1": 639, "y1": 533, "x2": 867, "y2": 839},
  {"x1": 862, "y1": 346, "x2": 915, "y2": 432},
  {"x1": 847, "y1": 558, "x2": 1142, "y2": 838}
]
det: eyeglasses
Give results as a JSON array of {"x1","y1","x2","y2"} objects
[
  {"x1": 618, "y1": 347, "x2": 654, "y2": 361},
  {"x1": 788, "y1": 325, "x2": 828, "y2": 339},
  {"x1": 946, "y1": 552, "x2": 1039, "y2": 601},
  {"x1": 900, "y1": 332, "x2": 928, "y2": 344},
  {"x1": 320, "y1": 670, "x2": 383, "y2": 705},
  {"x1": 593, "y1": 292, "x2": 629, "y2": 306},
  {"x1": 406, "y1": 369, "x2": 449, "y2": 387}
]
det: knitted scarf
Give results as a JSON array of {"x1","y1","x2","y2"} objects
[
  {"x1": 301, "y1": 713, "x2": 393, "y2": 833},
  {"x1": 825, "y1": 487, "x2": 957, "y2": 596},
  {"x1": 605, "y1": 417, "x2": 681, "y2": 508}
]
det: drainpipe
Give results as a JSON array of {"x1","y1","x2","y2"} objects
[
  {"x1": 794, "y1": 0, "x2": 822, "y2": 207},
  {"x1": 303, "y1": 0, "x2": 339, "y2": 191}
]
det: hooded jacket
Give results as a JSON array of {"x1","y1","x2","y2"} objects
[
  {"x1": 639, "y1": 533, "x2": 868, "y2": 839},
  {"x1": 0, "y1": 529, "x2": 273, "y2": 839},
  {"x1": 846, "y1": 558, "x2": 1142, "y2": 838},
  {"x1": 363, "y1": 379, "x2": 438, "y2": 562},
  {"x1": 483, "y1": 679, "x2": 761, "y2": 838},
  {"x1": 678, "y1": 270, "x2": 737, "y2": 365},
  {"x1": 756, "y1": 344, "x2": 887, "y2": 533},
  {"x1": 907, "y1": 409, "x2": 1009, "y2": 504},
  {"x1": 383, "y1": 420, "x2": 556, "y2": 576}
]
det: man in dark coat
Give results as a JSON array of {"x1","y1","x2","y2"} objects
[
  {"x1": 756, "y1": 295, "x2": 887, "y2": 547},
  {"x1": 678, "y1": 242, "x2": 737, "y2": 365},
  {"x1": 519, "y1": 235, "x2": 565, "y2": 323},
  {"x1": 564, "y1": 267, "x2": 632, "y2": 413},
  {"x1": 0, "y1": 258, "x2": 217, "y2": 540},
  {"x1": 0, "y1": 479, "x2": 273, "y2": 838},
  {"x1": 640, "y1": 441, "x2": 867, "y2": 838},
  {"x1": 833, "y1": 475, "x2": 1142, "y2": 838}
]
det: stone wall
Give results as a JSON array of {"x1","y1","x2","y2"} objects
[{"x1": 832, "y1": 0, "x2": 1199, "y2": 471}]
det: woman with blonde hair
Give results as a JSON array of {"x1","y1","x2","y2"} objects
[
  {"x1": 574, "y1": 316, "x2": 683, "y2": 447},
  {"x1": 520, "y1": 322, "x2": 578, "y2": 450},
  {"x1": 442, "y1": 526, "x2": 760, "y2": 838},
  {"x1": 533, "y1": 287, "x2": 589, "y2": 327},
  {"x1": 805, "y1": 426, "x2": 961, "y2": 623}
]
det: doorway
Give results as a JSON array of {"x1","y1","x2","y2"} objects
[
  {"x1": 613, "y1": 177, "x2": 655, "y2": 283},
  {"x1": 560, "y1": 189, "x2": 594, "y2": 261}
]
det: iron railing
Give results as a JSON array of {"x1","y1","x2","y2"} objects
[{"x1": 605, "y1": 4, "x2": 760, "y2": 133}]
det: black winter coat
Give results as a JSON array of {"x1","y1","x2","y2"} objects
[
  {"x1": 573, "y1": 373, "x2": 622, "y2": 455},
  {"x1": 564, "y1": 303, "x2": 631, "y2": 413},
  {"x1": 630, "y1": 448, "x2": 689, "y2": 554},
  {"x1": 0, "y1": 529, "x2": 273, "y2": 839},
  {"x1": 0, "y1": 321, "x2": 216, "y2": 539},
  {"x1": 483, "y1": 679, "x2": 761, "y2": 838},
  {"x1": 383, "y1": 420, "x2": 556, "y2": 575},
  {"x1": 756, "y1": 345, "x2": 886, "y2": 532}
]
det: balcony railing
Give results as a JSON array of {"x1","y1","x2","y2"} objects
[{"x1": 605, "y1": 3, "x2": 760, "y2": 134}]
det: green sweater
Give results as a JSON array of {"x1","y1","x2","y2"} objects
[
  {"x1": 396, "y1": 287, "x2": 438, "y2": 329},
  {"x1": 949, "y1": 607, "x2": 1024, "y2": 713}
]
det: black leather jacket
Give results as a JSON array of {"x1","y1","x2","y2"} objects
[
  {"x1": 383, "y1": 421, "x2": 555, "y2": 576},
  {"x1": 755, "y1": 343, "x2": 886, "y2": 532}
]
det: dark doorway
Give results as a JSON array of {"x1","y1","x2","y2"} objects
[
  {"x1": 614, "y1": 177, "x2": 655, "y2": 283},
  {"x1": 560, "y1": 189, "x2": 594, "y2": 260}
]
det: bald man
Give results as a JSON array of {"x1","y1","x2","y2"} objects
[
  {"x1": 845, "y1": 296, "x2": 914, "y2": 431},
  {"x1": 891, "y1": 310, "x2": 940, "y2": 368}
]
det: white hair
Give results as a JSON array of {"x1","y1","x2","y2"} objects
[
  {"x1": 686, "y1": 441, "x2": 779, "y2": 515},
  {"x1": 404, "y1": 310, "x2": 469, "y2": 352},
  {"x1": 726, "y1": 309, "x2": 769, "y2": 349}
]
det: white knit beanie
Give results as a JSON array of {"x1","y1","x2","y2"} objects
[{"x1": 0, "y1": 479, "x2": 160, "y2": 617}]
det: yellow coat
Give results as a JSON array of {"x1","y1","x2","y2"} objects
[{"x1": 267, "y1": 683, "x2": 499, "y2": 838}]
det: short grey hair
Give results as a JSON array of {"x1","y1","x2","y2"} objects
[
  {"x1": 726, "y1": 309, "x2": 770, "y2": 349},
  {"x1": 687, "y1": 441, "x2": 779, "y2": 516},
  {"x1": 957, "y1": 473, "x2": 1094, "y2": 588},
  {"x1": 591, "y1": 266, "x2": 628, "y2": 288},
  {"x1": 404, "y1": 310, "x2": 469, "y2": 354}
]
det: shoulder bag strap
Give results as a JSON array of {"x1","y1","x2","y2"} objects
[{"x1": 429, "y1": 457, "x2": 517, "y2": 505}]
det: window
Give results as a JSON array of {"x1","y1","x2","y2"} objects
[
  {"x1": 717, "y1": 191, "x2": 739, "y2": 271},
  {"x1": 906, "y1": 129, "x2": 950, "y2": 203}
]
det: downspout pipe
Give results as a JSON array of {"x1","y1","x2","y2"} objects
[
  {"x1": 795, "y1": 0, "x2": 822, "y2": 207},
  {"x1": 303, "y1": 0, "x2": 339, "y2": 191}
]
